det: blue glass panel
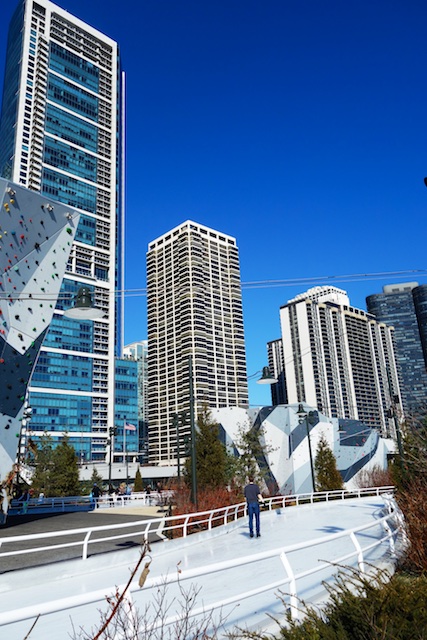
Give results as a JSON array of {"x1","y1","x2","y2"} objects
[
  {"x1": 43, "y1": 137, "x2": 97, "y2": 182},
  {"x1": 114, "y1": 359, "x2": 139, "y2": 453},
  {"x1": 49, "y1": 42, "x2": 99, "y2": 92},
  {"x1": 28, "y1": 392, "x2": 92, "y2": 432},
  {"x1": 75, "y1": 215, "x2": 96, "y2": 246},
  {"x1": 45, "y1": 104, "x2": 98, "y2": 152},
  {"x1": 42, "y1": 168, "x2": 97, "y2": 213},
  {"x1": 42, "y1": 314, "x2": 93, "y2": 353},
  {"x1": 47, "y1": 73, "x2": 98, "y2": 121},
  {"x1": 31, "y1": 351, "x2": 92, "y2": 391}
]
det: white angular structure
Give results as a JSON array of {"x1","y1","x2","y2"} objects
[
  {"x1": 212, "y1": 404, "x2": 395, "y2": 494},
  {"x1": 0, "y1": 178, "x2": 79, "y2": 513}
]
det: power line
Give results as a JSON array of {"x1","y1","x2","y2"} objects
[{"x1": 0, "y1": 268, "x2": 426, "y2": 302}]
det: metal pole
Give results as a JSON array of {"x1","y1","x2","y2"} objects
[
  {"x1": 124, "y1": 419, "x2": 128, "y2": 483},
  {"x1": 306, "y1": 415, "x2": 316, "y2": 492},
  {"x1": 173, "y1": 413, "x2": 181, "y2": 479},
  {"x1": 189, "y1": 355, "x2": 197, "y2": 507},
  {"x1": 108, "y1": 427, "x2": 114, "y2": 487}
]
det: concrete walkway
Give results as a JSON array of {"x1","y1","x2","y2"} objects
[{"x1": 0, "y1": 495, "x2": 399, "y2": 639}]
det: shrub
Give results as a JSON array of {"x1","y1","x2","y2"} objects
[
  {"x1": 355, "y1": 464, "x2": 394, "y2": 489},
  {"x1": 274, "y1": 568, "x2": 427, "y2": 640},
  {"x1": 173, "y1": 484, "x2": 242, "y2": 516}
]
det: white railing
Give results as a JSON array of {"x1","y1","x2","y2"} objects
[
  {"x1": 7, "y1": 490, "x2": 172, "y2": 516},
  {"x1": 0, "y1": 486, "x2": 403, "y2": 628},
  {"x1": 0, "y1": 486, "x2": 394, "y2": 563}
]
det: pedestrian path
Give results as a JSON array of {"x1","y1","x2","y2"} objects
[{"x1": 0, "y1": 495, "x2": 400, "y2": 639}]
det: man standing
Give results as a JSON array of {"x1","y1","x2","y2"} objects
[
  {"x1": 91, "y1": 483, "x2": 102, "y2": 509},
  {"x1": 244, "y1": 476, "x2": 264, "y2": 538}
]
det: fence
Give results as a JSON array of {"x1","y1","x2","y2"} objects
[
  {"x1": 0, "y1": 486, "x2": 403, "y2": 630},
  {"x1": 0, "y1": 486, "x2": 395, "y2": 563}
]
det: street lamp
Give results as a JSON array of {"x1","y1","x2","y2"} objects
[
  {"x1": 256, "y1": 366, "x2": 278, "y2": 385},
  {"x1": 296, "y1": 404, "x2": 316, "y2": 492},
  {"x1": 63, "y1": 287, "x2": 104, "y2": 320}
]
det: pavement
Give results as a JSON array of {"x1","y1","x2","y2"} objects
[
  {"x1": 0, "y1": 496, "x2": 399, "y2": 640},
  {"x1": 0, "y1": 504, "x2": 167, "y2": 572}
]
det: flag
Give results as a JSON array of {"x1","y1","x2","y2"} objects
[{"x1": 125, "y1": 422, "x2": 137, "y2": 431}]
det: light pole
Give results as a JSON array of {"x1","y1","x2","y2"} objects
[
  {"x1": 189, "y1": 355, "x2": 197, "y2": 508},
  {"x1": 108, "y1": 426, "x2": 116, "y2": 487},
  {"x1": 172, "y1": 413, "x2": 181, "y2": 479},
  {"x1": 297, "y1": 404, "x2": 316, "y2": 492}
]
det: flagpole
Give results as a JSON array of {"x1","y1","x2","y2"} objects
[{"x1": 124, "y1": 419, "x2": 128, "y2": 484}]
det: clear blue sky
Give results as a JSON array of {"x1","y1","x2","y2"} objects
[{"x1": 1, "y1": 0, "x2": 427, "y2": 406}]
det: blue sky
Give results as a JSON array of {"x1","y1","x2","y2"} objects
[{"x1": 1, "y1": 0, "x2": 427, "y2": 406}]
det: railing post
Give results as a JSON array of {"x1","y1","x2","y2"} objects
[
  {"x1": 279, "y1": 551, "x2": 299, "y2": 620},
  {"x1": 183, "y1": 515, "x2": 190, "y2": 537},
  {"x1": 82, "y1": 531, "x2": 92, "y2": 560},
  {"x1": 382, "y1": 519, "x2": 395, "y2": 555},
  {"x1": 350, "y1": 531, "x2": 365, "y2": 574}
]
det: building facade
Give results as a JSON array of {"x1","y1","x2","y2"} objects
[
  {"x1": 366, "y1": 282, "x2": 427, "y2": 413},
  {"x1": 0, "y1": 0, "x2": 123, "y2": 462},
  {"x1": 267, "y1": 338, "x2": 287, "y2": 405},
  {"x1": 147, "y1": 221, "x2": 248, "y2": 464},
  {"x1": 113, "y1": 358, "x2": 138, "y2": 468},
  {"x1": 280, "y1": 286, "x2": 401, "y2": 437},
  {"x1": 123, "y1": 340, "x2": 149, "y2": 462}
]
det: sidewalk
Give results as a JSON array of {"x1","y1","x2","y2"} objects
[
  {"x1": 0, "y1": 496, "x2": 398, "y2": 640},
  {"x1": 93, "y1": 504, "x2": 163, "y2": 517}
]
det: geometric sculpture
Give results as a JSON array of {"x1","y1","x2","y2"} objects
[
  {"x1": 212, "y1": 404, "x2": 396, "y2": 495},
  {"x1": 0, "y1": 177, "x2": 80, "y2": 519}
]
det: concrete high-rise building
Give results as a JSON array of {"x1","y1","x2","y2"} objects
[
  {"x1": 0, "y1": 0, "x2": 123, "y2": 462},
  {"x1": 147, "y1": 221, "x2": 248, "y2": 464},
  {"x1": 280, "y1": 286, "x2": 401, "y2": 437},
  {"x1": 366, "y1": 282, "x2": 427, "y2": 413},
  {"x1": 267, "y1": 339, "x2": 287, "y2": 406}
]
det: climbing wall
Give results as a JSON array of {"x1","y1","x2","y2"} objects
[{"x1": 0, "y1": 177, "x2": 80, "y2": 486}]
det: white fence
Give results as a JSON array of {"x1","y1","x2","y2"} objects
[
  {"x1": 0, "y1": 486, "x2": 396, "y2": 563},
  {"x1": 0, "y1": 487, "x2": 404, "y2": 632}
]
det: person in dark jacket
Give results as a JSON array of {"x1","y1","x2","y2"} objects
[
  {"x1": 244, "y1": 476, "x2": 264, "y2": 538},
  {"x1": 91, "y1": 483, "x2": 102, "y2": 508}
]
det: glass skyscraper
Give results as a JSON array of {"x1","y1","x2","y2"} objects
[
  {"x1": 367, "y1": 282, "x2": 427, "y2": 413},
  {"x1": 0, "y1": 0, "x2": 123, "y2": 462}
]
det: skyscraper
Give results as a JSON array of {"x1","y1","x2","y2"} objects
[
  {"x1": 123, "y1": 341, "x2": 149, "y2": 462},
  {"x1": 147, "y1": 221, "x2": 248, "y2": 464},
  {"x1": 267, "y1": 338, "x2": 287, "y2": 405},
  {"x1": 366, "y1": 282, "x2": 427, "y2": 413},
  {"x1": 0, "y1": 0, "x2": 123, "y2": 462},
  {"x1": 280, "y1": 286, "x2": 401, "y2": 437}
]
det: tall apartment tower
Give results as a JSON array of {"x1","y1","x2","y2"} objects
[
  {"x1": 267, "y1": 338, "x2": 287, "y2": 405},
  {"x1": 0, "y1": 0, "x2": 123, "y2": 462},
  {"x1": 366, "y1": 282, "x2": 427, "y2": 413},
  {"x1": 280, "y1": 286, "x2": 401, "y2": 437},
  {"x1": 147, "y1": 221, "x2": 248, "y2": 464}
]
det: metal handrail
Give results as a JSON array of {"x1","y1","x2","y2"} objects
[
  {"x1": 0, "y1": 491, "x2": 402, "y2": 627},
  {"x1": 0, "y1": 486, "x2": 394, "y2": 563}
]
